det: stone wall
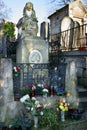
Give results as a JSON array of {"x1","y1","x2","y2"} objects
[{"x1": 0, "y1": 58, "x2": 14, "y2": 106}]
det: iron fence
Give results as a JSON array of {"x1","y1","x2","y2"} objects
[{"x1": 13, "y1": 63, "x2": 66, "y2": 98}]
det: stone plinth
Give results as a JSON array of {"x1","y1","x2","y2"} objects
[{"x1": 16, "y1": 36, "x2": 49, "y2": 63}]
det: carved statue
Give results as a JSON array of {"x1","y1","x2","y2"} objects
[
  {"x1": 23, "y1": 2, "x2": 36, "y2": 19},
  {"x1": 18, "y1": 2, "x2": 38, "y2": 37}
]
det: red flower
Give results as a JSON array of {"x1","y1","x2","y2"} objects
[
  {"x1": 44, "y1": 84, "x2": 49, "y2": 89},
  {"x1": 16, "y1": 66, "x2": 20, "y2": 72}
]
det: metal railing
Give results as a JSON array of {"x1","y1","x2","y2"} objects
[
  {"x1": 13, "y1": 63, "x2": 66, "y2": 97},
  {"x1": 50, "y1": 23, "x2": 87, "y2": 51}
]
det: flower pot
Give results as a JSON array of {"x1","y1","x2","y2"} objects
[
  {"x1": 60, "y1": 111, "x2": 65, "y2": 122},
  {"x1": 33, "y1": 116, "x2": 38, "y2": 128}
]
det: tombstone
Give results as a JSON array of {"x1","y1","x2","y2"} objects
[
  {"x1": 65, "y1": 61, "x2": 79, "y2": 107},
  {"x1": 0, "y1": 58, "x2": 24, "y2": 124},
  {"x1": 16, "y1": 2, "x2": 49, "y2": 87}
]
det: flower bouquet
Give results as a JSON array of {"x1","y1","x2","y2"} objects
[
  {"x1": 20, "y1": 95, "x2": 43, "y2": 116},
  {"x1": 20, "y1": 95, "x2": 44, "y2": 128},
  {"x1": 57, "y1": 98, "x2": 69, "y2": 112},
  {"x1": 57, "y1": 98, "x2": 69, "y2": 121},
  {"x1": 13, "y1": 66, "x2": 20, "y2": 77}
]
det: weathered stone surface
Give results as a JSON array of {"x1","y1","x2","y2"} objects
[
  {"x1": 0, "y1": 59, "x2": 25, "y2": 124},
  {"x1": 17, "y1": 2, "x2": 38, "y2": 38},
  {"x1": 16, "y1": 36, "x2": 49, "y2": 63},
  {"x1": 65, "y1": 60, "x2": 79, "y2": 107},
  {"x1": 0, "y1": 58, "x2": 14, "y2": 106},
  {"x1": 17, "y1": 2, "x2": 49, "y2": 64},
  {"x1": 0, "y1": 102, "x2": 25, "y2": 125}
]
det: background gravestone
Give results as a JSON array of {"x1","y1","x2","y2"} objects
[
  {"x1": 65, "y1": 61, "x2": 79, "y2": 107},
  {"x1": 0, "y1": 58, "x2": 24, "y2": 124}
]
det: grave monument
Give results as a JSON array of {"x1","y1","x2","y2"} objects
[{"x1": 16, "y1": 2, "x2": 49, "y2": 63}]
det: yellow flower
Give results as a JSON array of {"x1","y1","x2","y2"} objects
[
  {"x1": 60, "y1": 102, "x2": 63, "y2": 106},
  {"x1": 62, "y1": 108, "x2": 65, "y2": 111},
  {"x1": 59, "y1": 105, "x2": 64, "y2": 110},
  {"x1": 57, "y1": 98, "x2": 69, "y2": 112},
  {"x1": 65, "y1": 107, "x2": 68, "y2": 111}
]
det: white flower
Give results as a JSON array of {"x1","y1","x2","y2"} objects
[
  {"x1": 26, "y1": 107, "x2": 31, "y2": 110},
  {"x1": 38, "y1": 84, "x2": 42, "y2": 87},
  {"x1": 9, "y1": 125, "x2": 12, "y2": 128},
  {"x1": 32, "y1": 85, "x2": 36, "y2": 90},
  {"x1": 32, "y1": 97, "x2": 36, "y2": 101},
  {"x1": 35, "y1": 100, "x2": 39, "y2": 105},
  {"x1": 40, "y1": 111, "x2": 43, "y2": 116},
  {"x1": 42, "y1": 88, "x2": 49, "y2": 93},
  {"x1": 13, "y1": 67, "x2": 17, "y2": 72},
  {"x1": 31, "y1": 107, "x2": 34, "y2": 111},
  {"x1": 20, "y1": 94, "x2": 30, "y2": 103}
]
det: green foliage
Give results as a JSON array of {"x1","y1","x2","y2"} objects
[
  {"x1": 3, "y1": 21, "x2": 15, "y2": 38},
  {"x1": 20, "y1": 87, "x2": 31, "y2": 96},
  {"x1": 9, "y1": 116, "x2": 33, "y2": 130},
  {"x1": 39, "y1": 108, "x2": 59, "y2": 129}
]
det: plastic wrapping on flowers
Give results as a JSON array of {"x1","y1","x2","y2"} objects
[{"x1": 20, "y1": 95, "x2": 44, "y2": 116}]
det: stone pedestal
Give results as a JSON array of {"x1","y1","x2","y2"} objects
[{"x1": 16, "y1": 36, "x2": 49, "y2": 63}]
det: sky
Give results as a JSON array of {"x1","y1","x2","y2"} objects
[
  {"x1": 3, "y1": 0, "x2": 87, "y2": 24},
  {"x1": 3, "y1": 0, "x2": 87, "y2": 34},
  {"x1": 3, "y1": 0, "x2": 50, "y2": 24}
]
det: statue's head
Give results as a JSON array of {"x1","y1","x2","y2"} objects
[{"x1": 24, "y1": 2, "x2": 33, "y2": 11}]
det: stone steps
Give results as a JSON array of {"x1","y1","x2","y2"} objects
[
  {"x1": 78, "y1": 87, "x2": 87, "y2": 92},
  {"x1": 79, "y1": 97, "x2": 87, "y2": 102},
  {"x1": 78, "y1": 92, "x2": 87, "y2": 97},
  {"x1": 78, "y1": 78, "x2": 87, "y2": 87},
  {"x1": 77, "y1": 86, "x2": 87, "y2": 109}
]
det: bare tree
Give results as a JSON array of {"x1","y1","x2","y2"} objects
[
  {"x1": 50, "y1": 0, "x2": 74, "y2": 6},
  {"x1": 0, "y1": 0, "x2": 11, "y2": 21}
]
